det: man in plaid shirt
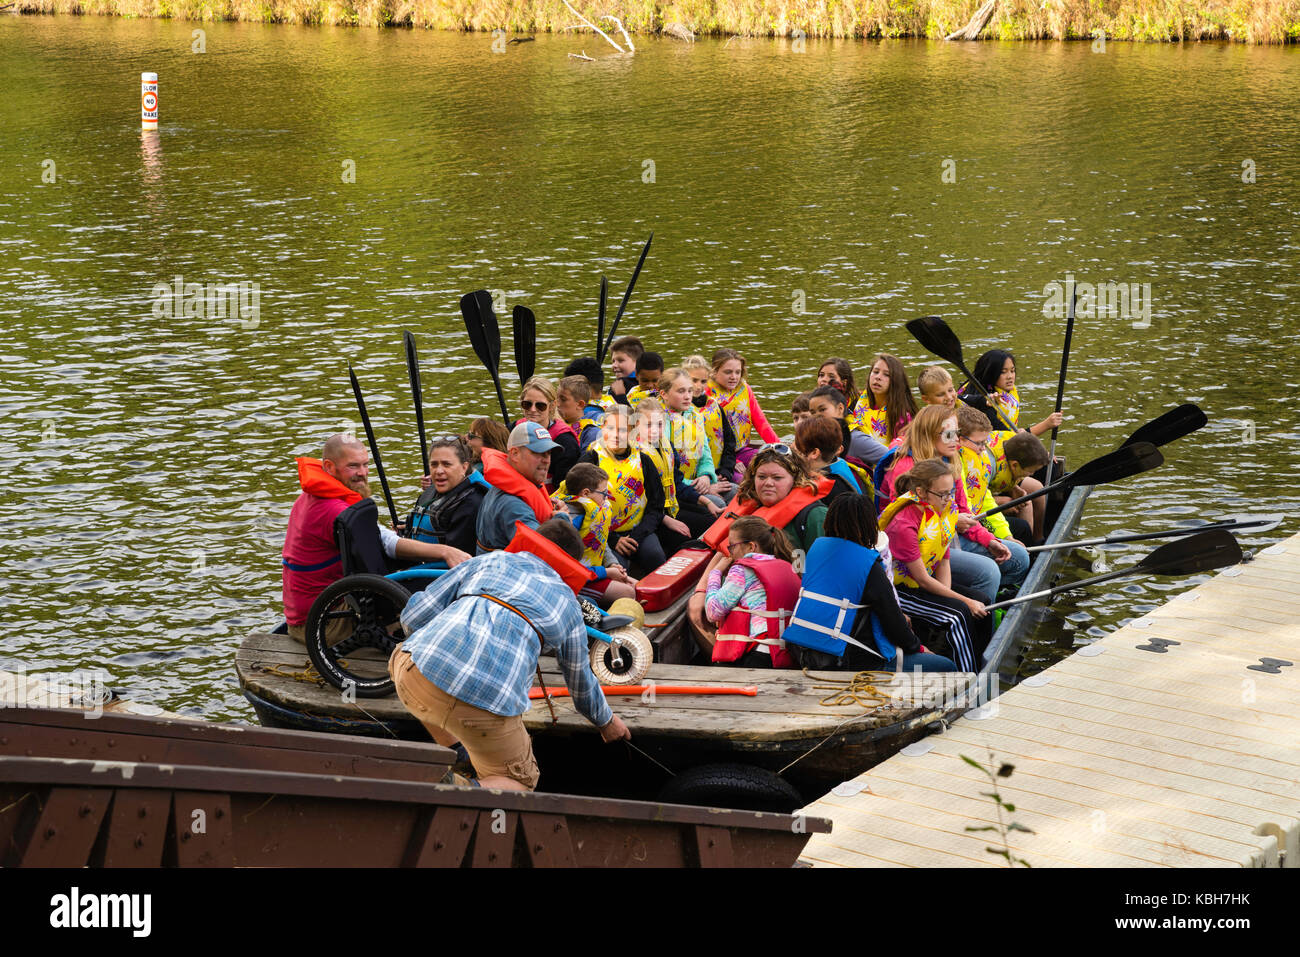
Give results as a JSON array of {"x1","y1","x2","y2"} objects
[{"x1": 390, "y1": 517, "x2": 631, "y2": 790}]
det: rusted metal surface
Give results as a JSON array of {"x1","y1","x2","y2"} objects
[
  {"x1": 0, "y1": 707, "x2": 453, "y2": 783},
  {"x1": 0, "y1": 753, "x2": 828, "y2": 868}
]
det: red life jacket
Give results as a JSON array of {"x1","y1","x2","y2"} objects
[
  {"x1": 281, "y1": 458, "x2": 363, "y2": 626},
  {"x1": 504, "y1": 521, "x2": 597, "y2": 595},
  {"x1": 480, "y1": 448, "x2": 554, "y2": 523},
  {"x1": 712, "y1": 556, "x2": 801, "y2": 668},
  {"x1": 701, "y1": 476, "x2": 834, "y2": 554}
]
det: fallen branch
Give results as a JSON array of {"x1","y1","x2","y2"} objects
[
  {"x1": 562, "y1": 0, "x2": 625, "y2": 53},
  {"x1": 602, "y1": 15, "x2": 635, "y2": 53},
  {"x1": 946, "y1": 0, "x2": 997, "y2": 40},
  {"x1": 568, "y1": 50, "x2": 595, "y2": 60}
]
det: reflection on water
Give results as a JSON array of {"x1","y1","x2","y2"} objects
[{"x1": 1, "y1": 18, "x2": 1297, "y2": 719}]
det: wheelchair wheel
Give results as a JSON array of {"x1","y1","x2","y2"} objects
[
  {"x1": 589, "y1": 626, "x2": 653, "y2": 685},
  {"x1": 304, "y1": 574, "x2": 411, "y2": 697}
]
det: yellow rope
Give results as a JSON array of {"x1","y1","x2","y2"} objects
[
  {"x1": 262, "y1": 660, "x2": 355, "y2": 687},
  {"x1": 805, "y1": 668, "x2": 896, "y2": 709}
]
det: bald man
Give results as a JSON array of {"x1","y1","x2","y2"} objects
[{"x1": 282, "y1": 434, "x2": 469, "y2": 642}]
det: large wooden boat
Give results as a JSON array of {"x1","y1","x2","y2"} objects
[{"x1": 237, "y1": 483, "x2": 1091, "y2": 809}]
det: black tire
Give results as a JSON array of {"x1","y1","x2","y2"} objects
[
  {"x1": 656, "y1": 762, "x2": 803, "y2": 813},
  {"x1": 304, "y1": 574, "x2": 411, "y2": 698}
]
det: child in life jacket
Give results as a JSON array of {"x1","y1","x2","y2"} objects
[
  {"x1": 988, "y1": 429, "x2": 1052, "y2": 544},
  {"x1": 790, "y1": 392, "x2": 813, "y2": 434},
  {"x1": 551, "y1": 462, "x2": 637, "y2": 608},
  {"x1": 815, "y1": 357, "x2": 859, "y2": 410},
  {"x1": 707, "y1": 347, "x2": 779, "y2": 481},
  {"x1": 704, "y1": 516, "x2": 802, "y2": 669},
  {"x1": 608, "y1": 336, "x2": 643, "y2": 406},
  {"x1": 682, "y1": 354, "x2": 738, "y2": 495},
  {"x1": 557, "y1": 375, "x2": 603, "y2": 454},
  {"x1": 917, "y1": 365, "x2": 960, "y2": 411},
  {"x1": 848, "y1": 353, "x2": 916, "y2": 448},
  {"x1": 626, "y1": 351, "x2": 664, "y2": 405},
  {"x1": 959, "y1": 349, "x2": 1065, "y2": 437}
]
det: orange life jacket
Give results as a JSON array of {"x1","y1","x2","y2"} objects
[
  {"x1": 480, "y1": 448, "x2": 553, "y2": 523},
  {"x1": 701, "y1": 476, "x2": 834, "y2": 555},
  {"x1": 504, "y1": 521, "x2": 596, "y2": 595}
]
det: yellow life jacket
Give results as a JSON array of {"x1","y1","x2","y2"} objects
[
  {"x1": 849, "y1": 399, "x2": 889, "y2": 441},
  {"x1": 596, "y1": 394, "x2": 619, "y2": 416},
  {"x1": 880, "y1": 492, "x2": 957, "y2": 588},
  {"x1": 958, "y1": 445, "x2": 1011, "y2": 540},
  {"x1": 991, "y1": 386, "x2": 1020, "y2": 428},
  {"x1": 668, "y1": 407, "x2": 709, "y2": 481},
  {"x1": 593, "y1": 442, "x2": 648, "y2": 533},
  {"x1": 986, "y1": 430, "x2": 1017, "y2": 495},
  {"x1": 696, "y1": 397, "x2": 727, "y2": 465},
  {"x1": 626, "y1": 384, "x2": 657, "y2": 406},
  {"x1": 551, "y1": 488, "x2": 613, "y2": 568},
  {"x1": 709, "y1": 379, "x2": 755, "y2": 447},
  {"x1": 639, "y1": 440, "x2": 679, "y2": 517}
]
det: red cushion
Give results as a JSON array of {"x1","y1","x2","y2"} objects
[{"x1": 635, "y1": 548, "x2": 712, "y2": 612}]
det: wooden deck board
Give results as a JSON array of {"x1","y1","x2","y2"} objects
[
  {"x1": 235, "y1": 632, "x2": 976, "y2": 740},
  {"x1": 800, "y1": 529, "x2": 1300, "y2": 868}
]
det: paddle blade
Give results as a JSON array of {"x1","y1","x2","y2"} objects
[
  {"x1": 512, "y1": 305, "x2": 536, "y2": 383},
  {"x1": 1068, "y1": 441, "x2": 1164, "y2": 487},
  {"x1": 459, "y1": 290, "x2": 497, "y2": 372},
  {"x1": 905, "y1": 315, "x2": 964, "y2": 367},
  {"x1": 1137, "y1": 528, "x2": 1243, "y2": 576},
  {"x1": 1121, "y1": 403, "x2": 1207, "y2": 450}
]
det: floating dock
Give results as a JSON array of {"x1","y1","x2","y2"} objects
[{"x1": 798, "y1": 532, "x2": 1300, "y2": 868}]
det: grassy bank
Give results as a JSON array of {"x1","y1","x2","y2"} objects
[{"x1": 10, "y1": 0, "x2": 1300, "y2": 42}]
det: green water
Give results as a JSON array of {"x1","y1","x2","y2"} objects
[{"x1": 2, "y1": 17, "x2": 1297, "y2": 719}]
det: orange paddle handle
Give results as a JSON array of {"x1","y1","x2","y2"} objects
[{"x1": 528, "y1": 685, "x2": 758, "y2": 699}]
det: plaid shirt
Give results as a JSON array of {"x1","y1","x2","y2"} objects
[{"x1": 399, "y1": 551, "x2": 612, "y2": 726}]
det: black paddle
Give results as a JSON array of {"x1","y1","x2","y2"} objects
[
  {"x1": 1044, "y1": 281, "x2": 1077, "y2": 487},
  {"x1": 599, "y1": 232, "x2": 654, "y2": 364},
  {"x1": 459, "y1": 290, "x2": 512, "y2": 428},
  {"x1": 978, "y1": 441, "x2": 1164, "y2": 520},
  {"x1": 347, "y1": 362, "x2": 401, "y2": 529},
  {"x1": 403, "y1": 330, "x2": 429, "y2": 477},
  {"x1": 596, "y1": 275, "x2": 608, "y2": 362},
  {"x1": 986, "y1": 528, "x2": 1243, "y2": 610},
  {"x1": 1120, "y1": 402, "x2": 1207, "y2": 450},
  {"x1": 904, "y1": 315, "x2": 1017, "y2": 432},
  {"x1": 512, "y1": 305, "x2": 536, "y2": 384},
  {"x1": 1026, "y1": 514, "x2": 1283, "y2": 553}
]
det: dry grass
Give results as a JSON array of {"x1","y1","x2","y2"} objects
[{"x1": 11, "y1": 0, "x2": 1300, "y2": 41}]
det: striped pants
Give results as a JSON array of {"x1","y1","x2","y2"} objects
[{"x1": 895, "y1": 586, "x2": 981, "y2": 672}]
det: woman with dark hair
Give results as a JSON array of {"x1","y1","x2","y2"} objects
[
  {"x1": 783, "y1": 494, "x2": 956, "y2": 673},
  {"x1": 406, "y1": 435, "x2": 488, "y2": 560},
  {"x1": 959, "y1": 349, "x2": 1063, "y2": 438},
  {"x1": 687, "y1": 445, "x2": 833, "y2": 650}
]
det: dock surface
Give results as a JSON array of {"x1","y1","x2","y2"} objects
[{"x1": 798, "y1": 531, "x2": 1300, "y2": 868}]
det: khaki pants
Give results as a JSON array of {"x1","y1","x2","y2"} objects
[{"x1": 388, "y1": 648, "x2": 540, "y2": 790}]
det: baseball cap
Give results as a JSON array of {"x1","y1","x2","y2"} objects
[{"x1": 508, "y1": 421, "x2": 561, "y2": 453}]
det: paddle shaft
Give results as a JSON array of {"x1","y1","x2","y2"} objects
[
  {"x1": 597, "y1": 275, "x2": 607, "y2": 362},
  {"x1": 1026, "y1": 517, "x2": 1279, "y2": 554},
  {"x1": 600, "y1": 232, "x2": 653, "y2": 363},
  {"x1": 1044, "y1": 281, "x2": 1076, "y2": 487},
  {"x1": 404, "y1": 332, "x2": 429, "y2": 476},
  {"x1": 347, "y1": 365, "x2": 401, "y2": 529},
  {"x1": 978, "y1": 476, "x2": 1060, "y2": 520}
]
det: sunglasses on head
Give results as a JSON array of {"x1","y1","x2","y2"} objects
[
  {"x1": 758, "y1": 443, "x2": 792, "y2": 456},
  {"x1": 521, "y1": 400, "x2": 549, "y2": 412}
]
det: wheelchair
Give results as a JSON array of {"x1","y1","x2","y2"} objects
[{"x1": 300, "y1": 498, "x2": 652, "y2": 698}]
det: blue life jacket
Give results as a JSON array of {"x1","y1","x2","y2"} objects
[
  {"x1": 782, "y1": 537, "x2": 893, "y2": 662},
  {"x1": 826, "y1": 457, "x2": 862, "y2": 494}
]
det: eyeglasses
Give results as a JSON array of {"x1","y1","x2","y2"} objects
[
  {"x1": 465, "y1": 432, "x2": 483, "y2": 442},
  {"x1": 961, "y1": 435, "x2": 989, "y2": 449},
  {"x1": 926, "y1": 487, "x2": 956, "y2": 502},
  {"x1": 939, "y1": 429, "x2": 959, "y2": 441},
  {"x1": 588, "y1": 489, "x2": 608, "y2": 501},
  {"x1": 727, "y1": 540, "x2": 752, "y2": 556},
  {"x1": 521, "y1": 400, "x2": 549, "y2": 412}
]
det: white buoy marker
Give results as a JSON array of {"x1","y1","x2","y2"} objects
[{"x1": 141, "y1": 72, "x2": 158, "y2": 130}]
